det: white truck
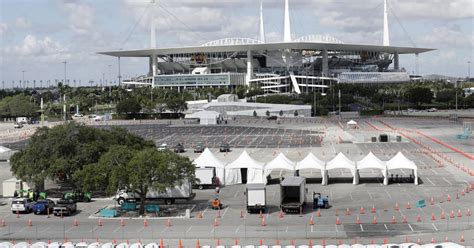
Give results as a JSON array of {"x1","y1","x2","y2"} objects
[
  {"x1": 246, "y1": 183, "x2": 266, "y2": 213},
  {"x1": 280, "y1": 176, "x2": 307, "y2": 213},
  {"x1": 194, "y1": 167, "x2": 216, "y2": 190},
  {"x1": 114, "y1": 182, "x2": 195, "y2": 205}
]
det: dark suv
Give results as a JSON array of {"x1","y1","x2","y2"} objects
[
  {"x1": 219, "y1": 143, "x2": 230, "y2": 152},
  {"x1": 194, "y1": 143, "x2": 205, "y2": 153},
  {"x1": 174, "y1": 143, "x2": 185, "y2": 153}
]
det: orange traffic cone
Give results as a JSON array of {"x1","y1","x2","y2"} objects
[
  {"x1": 402, "y1": 215, "x2": 407, "y2": 223},
  {"x1": 360, "y1": 206, "x2": 365, "y2": 214},
  {"x1": 373, "y1": 216, "x2": 377, "y2": 224},
  {"x1": 371, "y1": 205, "x2": 376, "y2": 213},
  {"x1": 199, "y1": 211, "x2": 203, "y2": 218},
  {"x1": 450, "y1": 210, "x2": 455, "y2": 218},
  {"x1": 120, "y1": 218, "x2": 124, "y2": 227},
  {"x1": 97, "y1": 218, "x2": 103, "y2": 227},
  {"x1": 457, "y1": 209, "x2": 462, "y2": 218},
  {"x1": 430, "y1": 197, "x2": 434, "y2": 205},
  {"x1": 431, "y1": 237, "x2": 435, "y2": 244},
  {"x1": 0, "y1": 219, "x2": 5, "y2": 227},
  {"x1": 460, "y1": 234, "x2": 465, "y2": 243},
  {"x1": 166, "y1": 219, "x2": 172, "y2": 227},
  {"x1": 309, "y1": 240, "x2": 313, "y2": 246},
  {"x1": 309, "y1": 216, "x2": 314, "y2": 225},
  {"x1": 431, "y1": 212, "x2": 436, "y2": 220},
  {"x1": 73, "y1": 218, "x2": 78, "y2": 226},
  {"x1": 391, "y1": 216, "x2": 396, "y2": 224},
  {"x1": 259, "y1": 209, "x2": 263, "y2": 218},
  {"x1": 178, "y1": 239, "x2": 183, "y2": 248},
  {"x1": 467, "y1": 209, "x2": 471, "y2": 216},
  {"x1": 27, "y1": 219, "x2": 32, "y2": 227},
  {"x1": 441, "y1": 211, "x2": 445, "y2": 219},
  {"x1": 417, "y1": 214, "x2": 421, "y2": 222},
  {"x1": 395, "y1": 202, "x2": 400, "y2": 211},
  {"x1": 346, "y1": 208, "x2": 351, "y2": 215},
  {"x1": 216, "y1": 239, "x2": 220, "y2": 246},
  {"x1": 317, "y1": 209, "x2": 321, "y2": 217},
  {"x1": 196, "y1": 239, "x2": 200, "y2": 248},
  {"x1": 447, "y1": 194, "x2": 451, "y2": 201},
  {"x1": 234, "y1": 239, "x2": 238, "y2": 245},
  {"x1": 213, "y1": 218, "x2": 219, "y2": 227},
  {"x1": 143, "y1": 218, "x2": 148, "y2": 227},
  {"x1": 240, "y1": 209, "x2": 243, "y2": 218},
  {"x1": 261, "y1": 218, "x2": 266, "y2": 226},
  {"x1": 356, "y1": 216, "x2": 360, "y2": 225},
  {"x1": 279, "y1": 209, "x2": 283, "y2": 219},
  {"x1": 406, "y1": 202, "x2": 411, "y2": 209}
]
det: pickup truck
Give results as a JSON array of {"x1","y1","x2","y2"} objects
[
  {"x1": 32, "y1": 199, "x2": 55, "y2": 215},
  {"x1": 53, "y1": 199, "x2": 77, "y2": 216},
  {"x1": 11, "y1": 198, "x2": 35, "y2": 214}
]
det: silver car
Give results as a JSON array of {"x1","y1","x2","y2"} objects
[{"x1": 11, "y1": 198, "x2": 35, "y2": 214}]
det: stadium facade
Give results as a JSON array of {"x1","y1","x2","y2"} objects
[{"x1": 99, "y1": 0, "x2": 434, "y2": 94}]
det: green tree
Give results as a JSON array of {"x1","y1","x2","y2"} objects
[
  {"x1": 116, "y1": 98, "x2": 141, "y2": 114},
  {"x1": 406, "y1": 86, "x2": 433, "y2": 106},
  {"x1": 0, "y1": 94, "x2": 39, "y2": 117},
  {"x1": 166, "y1": 98, "x2": 187, "y2": 113}
]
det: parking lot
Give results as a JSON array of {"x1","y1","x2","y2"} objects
[{"x1": 0, "y1": 116, "x2": 472, "y2": 245}]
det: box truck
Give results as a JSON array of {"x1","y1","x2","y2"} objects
[
  {"x1": 246, "y1": 183, "x2": 266, "y2": 213},
  {"x1": 280, "y1": 176, "x2": 307, "y2": 213},
  {"x1": 194, "y1": 167, "x2": 216, "y2": 190},
  {"x1": 114, "y1": 182, "x2": 195, "y2": 205}
]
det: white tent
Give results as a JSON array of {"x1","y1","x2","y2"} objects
[
  {"x1": 357, "y1": 152, "x2": 388, "y2": 185},
  {"x1": 185, "y1": 110, "x2": 220, "y2": 125},
  {"x1": 295, "y1": 152, "x2": 327, "y2": 185},
  {"x1": 0, "y1": 146, "x2": 13, "y2": 161},
  {"x1": 386, "y1": 152, "x2": 418, "y2": 185},
  {"x1": 326, "y1": 152, "x2": 357, "y2": 184},
  {"x1": 225, "y1": 150, "x2": 266, "y2": 185},
  {"x1": 193, "y1": 148, "x2": 226, "y2": 185},
  {"x1": 346, "y1": 120, "x2": 358, "y2": 129},
  {"x1": 264, "y1": 153, "x2": 295, "y2": 178}
]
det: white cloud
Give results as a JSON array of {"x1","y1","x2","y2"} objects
[
  {"x1": 0, "y1": 23, "x2": 8, "y2": 36},
  {"x1": 15, "y1": 17, "x2": 32, "y2": 29},
  {"x1": 1, "y1": 35, "x2": 69, "y2": 62},
  {"x1": 418, "y1": 25, "x2": 474, "y2": 48},
  {"x1": 61, "y1": 1, "x2": 95, "y2": 35}
]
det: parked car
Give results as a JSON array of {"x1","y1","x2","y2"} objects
[
  {"x1": 194, "y1": 143, "x2": 205, "y2": 153},
  {"x1": 158, "y1": 143, "x2": 168, "y2": 151},
  {"x1": 267, "y1": 116, "x2": 278, "y2": 120},
  {"x1": 427, "y1": 108, "x2": 438, "y2": 112},
  {"x1": 32, "y1": 199, "x2": 55, "y2": 215},
  {"x1": 219, "y1": 143, "x2": 230, "y2": 152},
  {"x1": 11, "y1": 198, "x2": 35, "y2": 214},
  {"x1": 174, "y1": 143, "x2": 185, "y2": 153},
  {"x1": 53, "y1": 199, "x2": 77, "y2": 216},
  {"x1": 73, "y1": 113, "x2": 84, "y2": 117},
  {"x1": 13, "y1": 122, "x2": 23, "y2": 129}
]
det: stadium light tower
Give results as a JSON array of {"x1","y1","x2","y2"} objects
[
  {"x1": 383, "y1": 0, "x2": 390, "y2": 46},
  {"x1": 259, "y1": 0, "x2": 266, "y2": 43},
  {"x1": 63, "y1": 61, "x2": 67, "y2": 86},
  {"x1": 283, "y1": 0, "x2": 292, "y2": 42},
  {"x1": 468, "y1": 61, "x2": 471, "y2": 80},
  {"x1": 150, "y1": 0, "x2": 156, "y2": 48},
  {"x1": 21, "y1": 70, "x2": 26, "y2": 89}
]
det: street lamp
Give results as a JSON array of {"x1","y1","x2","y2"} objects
[
  {"x1": 62, "y1": 61, "x2": 67, "y2": 86},
  {"x1": 468, "y1": 61, "x2": 471, "y2": 80},
  {"x1": 21, "y1": 70, "x2": 26, "y2": 89}
]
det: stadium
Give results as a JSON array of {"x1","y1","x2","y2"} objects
[{"x1": 99, "y1": 0, "x2": 434, "y2": 94}]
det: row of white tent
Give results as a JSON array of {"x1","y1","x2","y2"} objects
[
  {"x1": 194, "y1": 149, "x2": 418, "y2": 186},
  {"x1": 0, "y1": 241, "x2": 464, "y2": 248}
]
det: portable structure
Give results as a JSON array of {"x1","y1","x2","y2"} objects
[
  {"x1": 264, "y1": 153, "x2": 295, "y2": 178},
  {"x1": 225, "y1": 150, "x2": 266, "y2": 185},
  {"x1": 356, "y1": 152, "x2": 388, "y2": 185},
  {"x1": 295, "y1": 152, "x2": 327, "y2": 185},
  {"x1": 193, "y1": 148, "x2": 226, "y2": 185},
  {"x1": 386, "y1": 152, "x2": 418, "y2": 185},
  {"x1": 326, "y1": 152, "x2": 358, "y2": 184}
]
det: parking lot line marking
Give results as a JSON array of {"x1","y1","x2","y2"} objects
[
  {"x1": 442, "y1": 177, "x2": 452, "y2": 185},
  {"x1": 186, "y1": 226, "x2": 192, "y2": 233},
  {"x1": 113, "y1": 226, "x2": 121, "y2": 233},
  {"x1": 384, "y1": 224, "x2": 388, "y2": 231},
  {"x1": 221, "y1": 207, "x2": 229, "y2": 218},
  {"x1": 367, "y1": 191, "x2": 373, "y2": 200},
  {"x1": 335, "y1": 224, "x2": 339, "y2": 232},
  {"x1": 426, "y1": 177, "x2": 436, "y2": 186},
  {"x1": 285, "y1": 226, "x2": 288, "y2": 232},
  {"x1": 202, "y1": 207, "x2": 209, "y2": 216},
  {"x1": 210, "y1": 227, "x2": 214, "y2": 234},
  {"x1": 431, "y1": 223, "x2": 438, "y2": 231},
  {"x1": 92, "y1": 225, "x2": 99, "y2": 233},
  {"x1": 360, "y1": 224, "x2": 364, "y2": 232},
  {"x1": 430, "y1": 168, "x2": 439, "y2": 175},
  {"x1": 408, "y1": 224, "x2": 414, "y2": 232},
  {"x1": 161, "y1": 227, "x2": 169, "y2": 233},
  {"x1": 18, "y1": 226, "x2": 27, "y2": 233},
  {"x1": 233, "y1": 190, "x2": 239, "y2": 198},
  {"x1": 235, "y1": 225, "x2": 240, "y2": 233},
  {"x1": 65, "y1": 226, "x2": 76, "y2": 233},
  {"x1": 384, "y1": 189, "x2": 392, "y2": 199},
  {"x1": 38, "y1": 226, "x2": 51, "y2": 233},
  {"x1": 136, "y1": 226, "x2": 145, "y2": 233}
]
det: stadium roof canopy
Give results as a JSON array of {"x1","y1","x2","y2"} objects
[{"x1": 98, "y1": 41, "x2": 434, "y2": 57}]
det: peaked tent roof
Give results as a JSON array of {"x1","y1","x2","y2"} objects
[
  {"x1": 295, "y1": 152, "x2": 325, "y2": 170},
  {"x1": 265, "y1": 153, "x2": 295, "y2": 171},
  {"x1": 386, "y1": 152, "x2": 417, "y2": 170},
  {"x1": 326, "y1": 152, "x2": 355, "y2": 170},
  {"x1": 347, "y1": 120, "x2": 357, "y2": 125},
  {"x1": 0, "y1": 146, "x2": 11, "y2": 153},
  {"x1": 193, "y1": 148, "x2": 226, "y2": 168},
  {"x1": 226, "y1": 150, "x2": 265, "y2": 169},
  {"x1": 357, "y1": 152, "x2": 386, "y2": 170}
]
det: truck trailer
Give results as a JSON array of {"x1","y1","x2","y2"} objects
[
  {"x1": 194, "y1": 167, "x2": 216, "y2": 190},
  {"x1": 115, "y1": 182, "x2": 195, "y2": 205},
  {"x1": 280, "y1": 176, "x2": 306, "y2": 213},
  {"x1": 246, "y1": 183, "x2": 266, "y2": 213}
]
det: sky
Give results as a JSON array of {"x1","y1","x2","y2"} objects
[{"x1": 0, "y1": 0, "x2": 473, "y2": 88}]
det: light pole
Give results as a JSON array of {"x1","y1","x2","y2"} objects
[
  {"x1": 455, "y1": 81, "x2": 458, "y2": 112},
  {"x1": 21, "y1": 70, "x2": 26, "y2": 89},
  {"x1": 468, "y1": 61, "x2": 471, "y2": 80},
  {"x1": 62, "y1": 61, "x2": 67, "y2": 86}
]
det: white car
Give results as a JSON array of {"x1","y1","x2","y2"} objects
[
  {"x1": 73, "y1": 113, "x2": 84, "y2": 117},
  {"x1": 427, "y1": 108, "x2": 438, "y2": 112},
  {"x1": 13, "y1": 122, "x2": 23, "y2": 129},
  {"x1": 11, "y1": 198, "x2": 35, "y2": 214},
  {"x1": 158, "y1": 143, "x2": 168, "y2": 151},
  {"x1": 94, "y1": 116, "x2": 103, "y2": 121}
]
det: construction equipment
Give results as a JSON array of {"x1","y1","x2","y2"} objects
[{"x1": 312, "y1": 192, "x2": 329, "y2": 209}]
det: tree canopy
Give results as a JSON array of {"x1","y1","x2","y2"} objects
[
  {"x1": 0, "y1": 94, "x2": 39, "y2": 117},
  {"x1": 10, "y1": 122, "x2": 155, "y2": 190}
]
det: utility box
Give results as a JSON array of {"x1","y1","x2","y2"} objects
[
  {"x1": 246, "y1": 183, "x2": 266, "y2": 213},
  {"x1": 396, "y1": 136, "x2": 402, "y2": 142},
  {"x1": 379, "y1": 134, "x2": 388, "y2": 142},
  {"x1": 371, "y1": 137, "x2": 377, "y2": 142}
]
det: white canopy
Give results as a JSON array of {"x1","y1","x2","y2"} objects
[
  {"x1": 226, "y1": 150, "x2": 266, "y2": 184},
  {"x1": 295, "y1": 152, "x2": 327, "y2": 185},
  {"x1": 347, "y1": 120, "x2": 357, "y2": 125},
  {"x1": 264, "y1": 153, "x2": 295, "y2": 176},
  {"x1": 357, "y1": 152, "x2": 388, "y2": 185},
  {"x1": 326, "y1": 152, "x2": 357, "y2": 184},
  {"x1": 193, "y1": 148, "x2": 226, "y2": 185},
  {"x1": 386, "y1": 152, "x2": 418, "y2": 185}
]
